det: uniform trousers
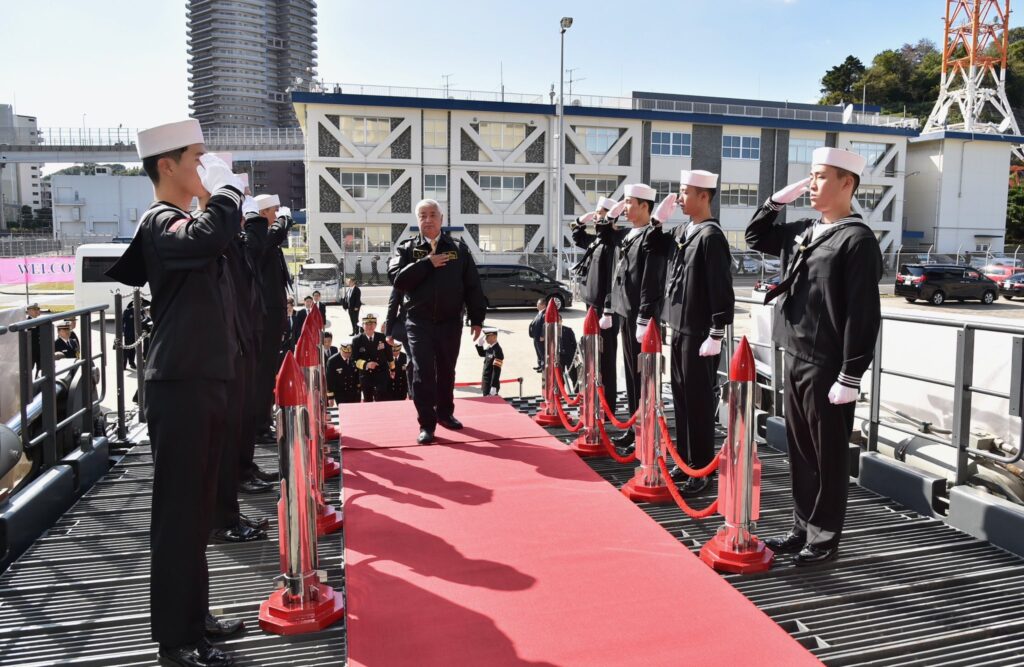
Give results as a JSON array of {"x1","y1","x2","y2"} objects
[
  {"x1": 214, "y1": 349, "x2": 255, "y2": 527},
  {"x1": 255, "y1": 308, "x2": 286, "y2": 431},
  {"x1": 669, "y1": 332, "x2": 720, "y2": 468},
  {"x1": 406, "y1": 318, "x2": 462, "y2": 430},
  {"x1": 619, "y1": 316, "x2": 642, "y2": 417},
  {"x1": 597, "y1": 313, "x2": 619, "y2": 406},
  {"x1": 784, "y1": 353, "x2": 855, "y2": 549},
  {"x1": 146, "y1": 378, "x2": 228, "y2": 647}
]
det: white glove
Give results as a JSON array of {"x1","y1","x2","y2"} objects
[
  {"x1": 475, "y1": 333, "x2": 485, "y2": 347},
  {"x1": 607, "y1": 199, "x2": 627, "y2": 219},
  {"x1": 599, "y1": 314, "x2": 613, "y2": 330},
  {"x1": 489, "y1": 387, "x2": 498, "y2": 396},
  {"x1": 828, "y1": 382, "x2": 859, "y2": 405},
  {"x1": 242, "y1": 196, "x2": 259, "y2": 216},
  {"x1": 698, "y1": 336, "x2": 722, "y2": 357},
  {"x1": 197, "y1": 154, "x2": 241, "y2": 194},
  {"x1": 653, "y1": 193, "x2": 678, "y2": 223},
  {"x1": 770, "y1": 177, "x2": 811, "y2": 205},
  {"x1": 576, "y1": 211, "x2": 598, "y2": 226},
  {"x1": 635, "y1": 318, "x2": 649, "y2": 343},
  {"x1": 277, "y1": 206, "x2": 292, "y2": 219}
]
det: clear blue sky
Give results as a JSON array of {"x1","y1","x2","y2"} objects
[{"x1": 2, "y1": 0, "x2": 1006, "y2": 130}]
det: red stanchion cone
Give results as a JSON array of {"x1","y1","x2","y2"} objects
[
  {"x1": 571, "y1": 307, "x2": 606, "y2": 457},
  {"x1": 296, "y1": 324, "x2": 344, "y2": 536},
  {"x1": 259, "y1": 351, "x2": 346, "y2": 635},
  {"x1": 535, "y1": 298, "x2": 563, "y2": 426},
  {"x1": 306, "y1": 305, "x2": 344, "y2": 446},
  {"x1": 700, "y1": 336, "x2": 774, "y2": 574},
  {"x1": 621, "y1": 321, "x2": 673, "y2": 504}
]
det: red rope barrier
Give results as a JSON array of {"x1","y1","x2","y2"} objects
[
  {"x1": 554, "y1": 393, "x2": 584, "y2": 433},
  {"x1": 597, "y1": 386, "x2": 637, "y2": 430},
  {"x1": 553, "y1": 368, "x2": 582, "y2": 407},
  {"x1": 597, "y1": 419, "x2": 637, "y2": 464},
  {"x1": 657, "y1": 456, "x2": 720, "y2": 519},
  {"x1": 657, "y1": 414, "x2": 721, "y2": 479}
]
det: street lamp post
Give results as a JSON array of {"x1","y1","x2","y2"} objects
[{"x1": 556, "y1": 16, "x2": 573, "y2": 281}]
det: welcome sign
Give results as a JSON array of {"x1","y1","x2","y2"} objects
[{"x1": 0, "y1": 257, "x2": 75, "y2": 284}]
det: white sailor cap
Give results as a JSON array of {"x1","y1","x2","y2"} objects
[
  {"x1": 137, "y1": 119, "x2": 204, "y2": 159},
  {"x1": 624, "y1": 183, "x2": 656, "y2": 201},
  {"x1": 812, "y1": 147, "x2": 867, "y2": 176},
  {"x1": 254, "y1": 194, "x2": 280, "y2": 209},
  {"x1": 209, "y1": 152, "x2": 233, "y2": 167},
  {"x1": 680, "y1": 170, "x2": 719, "y2": 189},
  {"x1": 597, "y1": 196, "x2": 618, "y2": 211},
  {"x1": 483, "y1": 326, "x2": 499, "y2": 335}
]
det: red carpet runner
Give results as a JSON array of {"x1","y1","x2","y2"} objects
[{"x1": 342, "y1": 398, "x2": 821, "y2": 666}]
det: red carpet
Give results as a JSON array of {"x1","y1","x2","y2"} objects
[
  {"x1": 342, "y1": 400, "x2": 820, "y2": 667},
  {"x1": 337, "y1": 396, "x2": 554, "y2": 449}
]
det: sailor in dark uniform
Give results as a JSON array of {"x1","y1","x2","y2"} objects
[
  {"x1": 646, "y1": 170, "x2": 734, "y2": 493},
  {"x1": 746, "y1": 147, "x2": 881, "y2": 566},
  {"x1": 352, "y1": 313, "x2": 392, "y2": 402},
  {"x1": 571, "y1": 195, "x2": 620, "y2": 405},
  {"x1": 104, "y1": 121, "x2": 243, "y2": 666},
  {"x1": 384, "y1": 286, "x2": 413, "y2": 400},
  {"x1": 326, "y1": 343, "x2": 361, "y2": 404},
  {"x1": 25, "y1": 303, "x2": 42, "y2": 375},
  {"x1": 54, "y1": 322, "x2": 78, "y2": 359},
  {"x1": 609, "y1": 184, "x2": 673, "y2": 449},
  {"x1": 474, "y1": 327, "x2": 504, "y2": 395},
  {"x1": 388, "y1": 342, "x2": 410, "y2": 400}
]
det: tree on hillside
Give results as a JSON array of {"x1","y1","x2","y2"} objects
[{"x1": 820, "y1": 56, "x2": 866, "y2": 105}]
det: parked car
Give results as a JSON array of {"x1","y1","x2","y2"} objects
[
  {"x1": 981, "y1": 264, "x2": 1019, "y2": 284},
  {"x1": 753, "y1": 274, "x2": 781, "y2": 293},
  {"x1": 477, "y1": 264, "x2": 572, "y2": 310},
  {"x1": 999, "y1": 272, "x2": 1024, "y2": 300},
  {"x1": 895, "y1": 264, "x2": 998, "y2": 306}
]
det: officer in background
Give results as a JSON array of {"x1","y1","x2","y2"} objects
[
  {"x1": 54, "y1": 322, "x2": 77, "y2": 359},
  {"x1": 312, "y1": 289, "x2": 327, "y2": 322},
  {"x1": 122, "y1": 299, "x2": 138, "y2": 370},
  {"x1": 352, "y1": 313, "x2": 392, "y2": 402},
  {"x1": 105, "y1": 121, "x2": 243, "y2": 666},
  {"x1": 746, "y1": 147, "x2": 881, "y2": 566},
  {"x1": 389, "y1": 198, "x2": 485, "y2": 444},
  {"x1": 342, "y1": 277, "x2": 362, "y2": 335},
  {"x1": 25, "y1": 303, "x2": 41, "y2": 375},
  {"x1": 326, "y1": 343, "x2": 361, "y2": 404},
  {"x1": 474, "y1": 327, "x2": 504, "y2": 395},
  {"x1": 570, "y1": 195, "x2": 620, "y2": 403},
  {"x1": 388, "y1": 342, "x2": 409, "y2": 400}
]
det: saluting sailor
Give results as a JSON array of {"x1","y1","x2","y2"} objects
[
  {"x1": 647, "y1": 170, "x2": 734, "y2": 494},
  {"x1": 745, "y1": 146, "x2": 882, "y2": 566},
  {"x1": 474, "y1": 326, "x2": 504, "y2": 396}
]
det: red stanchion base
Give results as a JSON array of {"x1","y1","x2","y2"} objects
[
  {"x1": 325, "y1": 423, "x2": 341, "y2": 441},
  {"x1": 316, "y1": 504, "x2": 344, "y2": 536},
  {"x1": 699, "y1": 535, "x2": 775, "y2": 574},
  {"x1": 323, "y1": 456, "x2": 341, "y2": 479},
  {"x1": 570, "y1": 435, "x2": 606, "y2": 458},
  {"x1": 534, "y1": 403, "x2": 561, "y2": 426},
  {"x1": 620, "y1": 476, "x2": 674, "y2": 504},
  {"x1": 258, "y1": 582, "x2": 346, "y2": 635}
]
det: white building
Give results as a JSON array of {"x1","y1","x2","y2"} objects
[
  {"x1": 0, "y1": 105, "x2": 44, "y2": 227},
  {"x1": 50, "y1": 173, "x2": 153, "y2": 241},
  {"x1": 291, "y1": 88, "x2": 920, "y2": 274}
]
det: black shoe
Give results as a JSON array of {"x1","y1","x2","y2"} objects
[
  {"x1": 158, "y1": 639, "x2": 235, "y2": 666},
  {"x1": 417, "y1": 429, "x2": 435, "y2": 444},
  {"x1": 205, "y1": 613, "x2": 245, "y2": 639},
  {"x1": 764, "y1": 532, "x2": 807, "y2": 554},
  {"x1": 238, "y1": 477, "x2": 273, "y2": 494},
  {"x1": 211, "y1": 523, "x2": 267, "y2": 544},
  {"x1": 612, "y1": 430, "x2": 635, "y2": 447},
  {"x1": 239, "y1": 513, "x2": 270, "y2": 531},
  {"x1": 252, "y1": 466, "x2": 279, "y2": 483},
  {"x1": 794, "y1": 544, "x2": 839, "y2": 566},
  {"x1": 667, "y1": 465, "x2": 688, "y2": 482},
  {"x1": 437, "y1": 416, "x2": 463, "y2": 430},
  {"x1": 680, "y1": 476, "x2": 711, "y2": 497}
]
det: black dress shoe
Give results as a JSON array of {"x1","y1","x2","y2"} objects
[
  {"x1": 252, "y1": 466, "x2": 279, "y2": 483},
  {"x1": 667, "y1": 464, "x2": 688, "y2": 482},
  {"x1": 437, "y1": 416, "x2": 463, "y2": 430},
  {"x1": 238, "y1": 477, "x2": 273, "y2": 494},
  {"x1": 239, "y1": 513, "x2": 270, "y2": 531},
  {"x1": 205, "y1": 613, "x2": 245, "y2": 638},
  {"x1": 158, "y1": 639, "x2": 235, "y2": 666},
  {"x1": 255, "y1": 429, "x2": 277, "y2": 444},
  {"x1": 417, "y1": 429, "x2": 435, "y2": 444},
  {"x1": 680, "y1": 476, "x2": 711, "y2": 497},
  {"x1": 211, "y1": 523, "x2": 267, "y2": 544},
  {"x1": 612, "y1": 430, "x2": 635, "y2": 447},
  {"x1": 794, "y1": 544, "x2": 838, "y2": 566},
  {"x1": 763, "y1": 532, "x2": 807, "y2": 554}
]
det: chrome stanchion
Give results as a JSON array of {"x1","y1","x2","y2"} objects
[
  {"x1": 307, "y1": 305, "x2": 341, "y2": 477},
  {"x1": 571, "y1": 307, "x2": 604, "y2": 457},
  {"x1": 534, "y1": 298, "x2": 561, "y2": 426},
  {"x1": 621, "y1": 319, "x2": 672, "y2": 503}
]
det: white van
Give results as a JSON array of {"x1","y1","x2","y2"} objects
[
  {"x1": 295, "y1": 262, "x2": 341, "y2": 304},
  {"x1": 73, "y1": 244, "x2": 150, "y2": 317}
]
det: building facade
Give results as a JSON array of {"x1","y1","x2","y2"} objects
[
  {"x1": 0, "y1": 105, "x2": 44, "y2": 227},
  {"x1": 291, "y1": 89, "x2": 928, "y2": 271},
  {"x1": 50, "y1": 173, "x2": 154, "y2": 241}
]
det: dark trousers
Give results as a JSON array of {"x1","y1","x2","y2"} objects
[
  {"x1": 597, "y1": 312, "x2": 618, "y2": 404},
  {"x1": 255, "y1": 308, "x2": 286, "y2": 431},
  {"x1": 238, "y1": 348, "x2": 260, "y2": 479},
  {"x1": 669, "y1": 332, "x2": 720, "y2": 468},
  {"x1": 360, "y1": 373, "x2": 387, "y2": 402},
  {"x1": 784, "y1": 353, "x2": 855, "y2": 549},
  {"x1": 146, "y1": 379, "x2": 228, "y2": 647},
  {"x1": 214, "y1": 351, "x2": 254, "y2": 528},
  {"x1": 348, "y1": 308, "x2": 360, "y2": 335},
  {"x1": 124, "y1": 345, "x2": 137, "y2": 369},
  {"x1": 619, "y1": 316, "x2": 642, "y2": 418},
  {"x1": 406, "y1": 318, "x2": 462, "y2": 430}
]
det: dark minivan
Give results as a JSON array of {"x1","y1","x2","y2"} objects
[
  {"x1": 895, "y1": 264, "x2": 998, "y2": 306},
  {"x1": 477, "y1": 264, "x2": 573, "y2": 310}
]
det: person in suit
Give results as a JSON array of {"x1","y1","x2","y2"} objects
[
  {"x1": 322, "y1": 332, "x2": 339, "y2": 367},
  {"x1": 352, "y1": 313, "x2": 392, "y2": 402},
  {"x1": 342, "y1": 277, "x2": 362, "y2": 336},
  {"x1": 281, "y1": 297, "x2": 299, "y2": 352},
  {"x1": 312, "y1": 290, "x2": 327, "y2": 322},
  {"x1": 326, "y1": 344, "x2": 361, "y2": 404},
  {"x1": 528, "y1": 298, "x2": 546, "y2": 371}
]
